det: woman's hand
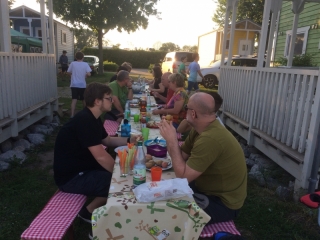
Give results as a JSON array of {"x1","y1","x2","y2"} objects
[{"x1": 152, "y1": 109, "x2": 161, "y2": 115}]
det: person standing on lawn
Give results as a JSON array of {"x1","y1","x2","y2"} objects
[
  {"x1": 67, "y1": 51, "x2": 92, "y2": 117},
  {"x1": 53, "y1": 82, "x2": 138, "y2": 225},
  {"x1": 59, "y1": 50, "x2": 69, "y2": 81},
  {"x1": 178, "y1": 56, "x2": 187, "y2": 80},
  {"x1": 186, "y1": 53, "x2": 204, "y2": 95},
  {"x1": 158, "y1": 92, "x2": 247, "y2": 224}
]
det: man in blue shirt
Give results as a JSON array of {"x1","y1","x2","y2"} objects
[{"x1": 187, "y1": 53, "x2": 204, "y2": 95}]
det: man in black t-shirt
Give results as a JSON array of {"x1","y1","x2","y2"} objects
[{"x1": 54, "y1": 82, "x2": 137, "y2": 224}]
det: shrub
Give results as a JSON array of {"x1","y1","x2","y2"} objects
[
  {"x1": 275, "y1": 54, "x2": 317, "y2": 67},
  {"x1": 103, "y1": 61, "x2": 118, "y2": 71},
  {"x1": 82, "y1": 47, "x2": 167, "y2": 68}
]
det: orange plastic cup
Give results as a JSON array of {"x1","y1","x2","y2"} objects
[{"x1": 151, "y1": 167, "x2": 162, "y2": 181}]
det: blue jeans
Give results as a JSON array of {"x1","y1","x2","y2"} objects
[{"x1": 187, "y1": 81, "x2": 199, "y2": 91}]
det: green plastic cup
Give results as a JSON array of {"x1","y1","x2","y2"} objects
[
  {"x1": 134, "y1": 114, "x2": 140, "y2": 123},
  {"x1": 142, "y1": 127, "x2": 150, "y2": 141}
]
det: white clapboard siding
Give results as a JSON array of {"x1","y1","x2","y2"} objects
[
  {"x1": 219, "y1": 65, "x2": 320, "y2": 189},
  {"x1": 0, "y1": 52, "x2": 58, "y2": 143}
]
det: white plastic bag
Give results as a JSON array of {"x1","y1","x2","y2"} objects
[{"x1": 132, "y1": 178, "x2": 193, "y2": 203}]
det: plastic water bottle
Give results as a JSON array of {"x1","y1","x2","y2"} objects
[
  {"x1": 133, "y1": 141, "x2": 146, "y2": 187},
  {"x1": 120, "y1": 119, "x2": 131, "y2": 137}
]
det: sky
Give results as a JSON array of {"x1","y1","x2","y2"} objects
[{"x1": 12, "y1": 0, "x2": 218, "y2": 49}]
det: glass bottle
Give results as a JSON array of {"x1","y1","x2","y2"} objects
[
  {"x1": 125, "y1": 100, "x2": 131, "y2": 120},
  {"x1": 133, "y1": 141, "x2": 146, "y2": 187}
]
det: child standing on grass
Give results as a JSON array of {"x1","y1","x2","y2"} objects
[
  {"x1": 178, "y1": 56, "x2": 187, "y2": 80},
  {"x1": 186, "y1": 53, "x2": 204, "y2": 95}
]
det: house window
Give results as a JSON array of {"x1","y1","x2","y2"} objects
[
  {"x1": 284, "y1": 26, "x2": 310, "y2": 57},
  {"x1": 20, "y1": 27, "x2": 31, "y2": 36},
  {"x1": 61, "y1": 30, "x2": 67, "y2": 45}
]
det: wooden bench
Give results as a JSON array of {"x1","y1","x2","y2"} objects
[
  {"x1": 21, "y1": 191, "x2": 87, "y2": 240},
  {"x1": 103, "y1": 120, "x2": 120, "y2": 137},
  {"x1": 199, "y1": 220, "x2": 241, "y2": 239}
]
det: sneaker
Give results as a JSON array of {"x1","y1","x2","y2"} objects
[{"x1": 78, "y1": 206, "x2": 92, "y2": 224}]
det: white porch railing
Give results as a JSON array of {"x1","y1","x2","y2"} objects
[
  {"x1": 219, "y1": 66, "x2": 320, "y2": 190},
  {"x1": 0, "y1": 53, "x2": 58, "y2": 143}
]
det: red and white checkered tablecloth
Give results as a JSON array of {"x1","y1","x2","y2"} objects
[
  {"x1": 21, "y1": 191, "x2": 87, "y2": 240},
  {"x1": 103, "y1": 120, "x2": 120, "y2": 137},
  {"x1": 199, "y1": 220, "x2": 241, "y2": 238}
]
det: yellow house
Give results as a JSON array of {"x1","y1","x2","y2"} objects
[{"x1": 198, "y1": 19, "x2": 261, "y2": 67}]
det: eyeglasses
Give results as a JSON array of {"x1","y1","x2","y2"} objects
[
  {"x1": 184, "y1": 104, "x2": 197, "y2": 118},
  {"x1": 104, "y1": 97, "x2": 113, "y2": 103}
]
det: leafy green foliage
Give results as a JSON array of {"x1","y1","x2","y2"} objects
[
  {"x1": 159, "y1": 42, "x2": 181, "y2": 52},
  {"x1": 73, "y1": 27, "x2": 108, "y2": 51},
  {"x1": 212, "y1": 0, "x2": 264, "y2": 27},
  {"x1": 275, "y1": 54, "x2": 317, "y2": 67},
  {"x1": 52, "y1": 0, "x2": 160, "y2": 74},
  {"x1": 103, "y1": 60, "x2": 118, "y2": 71},
  {"x1": 181, "y1": 45, "x2": 198, "y2": 52},
  {"x1": 82, "y1": 47, "x2": 167, "y2": 68}
]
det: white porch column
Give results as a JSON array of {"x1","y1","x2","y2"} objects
[
  {"x1": 287, "y1": 0, "x2": 305, "y2": 67},
  {"x1": 27, "y1": 19, "x2": 33, "y2": 36},
  {"x1": 266, "y1": 0, "x2": 282, "y2": 67},
  {"x1": 40, "y1": 0, "x2": 47, "y2": 53},
  {"x1": 48, "y1": 0, "x2": 55, "y2": 55},
  {"x1": 0, "y1": 0, "x2": 11, "y2": 52},
  {"x1": 227, "y1": 0, "x2": 239, "y2": 66},
  {"x1": 220, "y1": 0, "x2": 233, "y2": 65},
  {"x1": 257, "y1": 0, "x2": 272, "y2": 67}
]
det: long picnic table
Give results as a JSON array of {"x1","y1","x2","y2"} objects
[{"x1": 92, "y1": 95, "x2": 210, "y2": 239}]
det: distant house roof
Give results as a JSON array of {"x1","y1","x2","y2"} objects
[{"x1": 10, "y1": 5, "x2": 70, "y2": 27}]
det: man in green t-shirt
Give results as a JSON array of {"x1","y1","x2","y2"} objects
[
  {"x1": 158, "y1": 92, "x2": 247, "y2": 224},
  {"x1": 104, "y1": 70, "x2": 133, "y2": 123}
]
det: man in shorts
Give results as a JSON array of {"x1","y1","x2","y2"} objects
[
  {"x1": 186, "y1": 53, "x2": 204, "y2": 95},
  {"x1": 54, "y1": 82, "x2": 138, "y2": 225},
  {"x1": 59, "y1": 50, "x2": 68, "y2": 80},
  {"x1": 67, "y1": 51, "x2": 92, "y2": 117},
  {"x1": 158, "y1": 92, "x2": 247, "y2": 225}
]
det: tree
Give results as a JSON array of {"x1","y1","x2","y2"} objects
[
  {"x1": 52, "y1": 0, "x2": 160, "y2": 73},
  {"x1": 182, "y1": 45, "x2": 198, "y2": 52},
  {"x1": 8, "y1": 0, "x2": 15, "y2": 8},
  {"x1": 73, "y1": 28, "x2": 99, "y2": 51},
  {"x1": 159, "y1": 42, "x2": 180, "y2": 52},
  {"x1": 212, "y1": 0, "x2": 264, "y2": 27}
]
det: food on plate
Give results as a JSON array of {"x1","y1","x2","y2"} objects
[
  {"x1": 146, "y1": 162, "x2": 154, "y2": 169},
  {"x1": 155, "y1": 160, "x2": 163, "y2": 166},
  {"x1": 145, "y1": 154, "x2": 153, "y2": 161},
  {"x1": 161, "y1": 161, "x2": 168, "y2": 168},
  {"x1": 146, "y1": 121, "x2": 159, "y2": 128}
]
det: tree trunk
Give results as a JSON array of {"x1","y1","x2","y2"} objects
[{"x1": 98, "y1": 29, "x2": 104, "y2": 74}]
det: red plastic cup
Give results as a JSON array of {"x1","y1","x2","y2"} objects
[{"x1": 151, "y1": 167, "x2": 162, "y2": 181}]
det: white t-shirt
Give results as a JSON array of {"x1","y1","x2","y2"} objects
[{"x1": 67, "y1": 61, "x2": 92, "y2": 88}]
